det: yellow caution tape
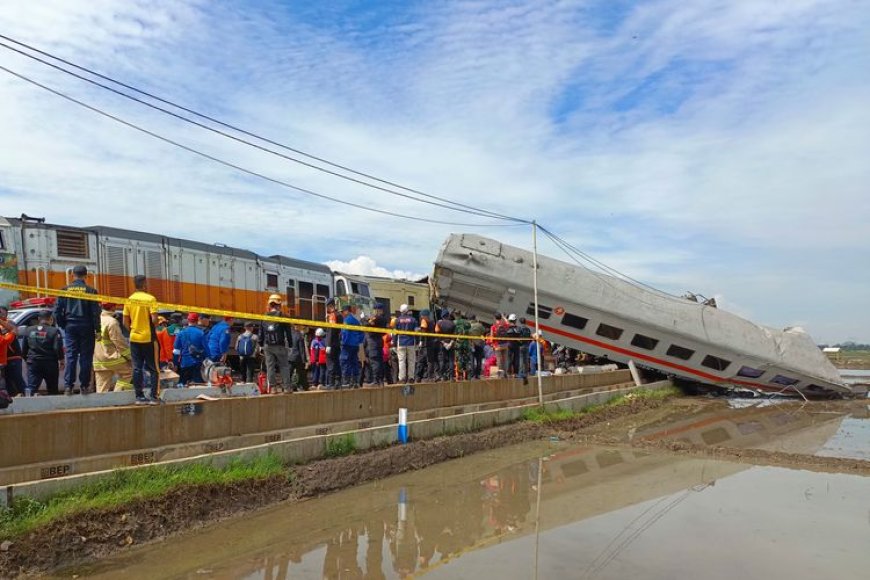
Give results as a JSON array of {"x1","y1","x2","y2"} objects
[{"x1": 0, "y1": 282, "x2": 534, "y2": 341}]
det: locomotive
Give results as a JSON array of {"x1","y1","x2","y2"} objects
[{"x1": 0, "y1": 215, "x2": 374, "y2": 319}]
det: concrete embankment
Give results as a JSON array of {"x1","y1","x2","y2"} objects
[{"x1": 1, "y1": 370, "x2": 635, "y2": 499}]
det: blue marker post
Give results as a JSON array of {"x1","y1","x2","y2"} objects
[{"x1": 398, "y1": 407, "x2": 409, "y2": 444}]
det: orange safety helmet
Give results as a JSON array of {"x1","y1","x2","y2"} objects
[{"x1": 267, "y1": 293, "x2": 284, "y2": 307}]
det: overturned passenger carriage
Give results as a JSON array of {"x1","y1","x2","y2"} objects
[{"x1": 433, "y1": 234, "x2": 852, "y2": 398}]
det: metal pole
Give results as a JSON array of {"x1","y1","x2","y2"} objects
[{"x1": 532, "y1": 221, "x2": 543, "y2": 406}]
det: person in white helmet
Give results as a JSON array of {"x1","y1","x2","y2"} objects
[
  {"x1": 390, "y1": 304, "x2": 418, "y2": 383},
  {"x1": 310, "y1": 328, "x2": 327, "y2": 389}
]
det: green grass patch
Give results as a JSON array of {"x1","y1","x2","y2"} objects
[
  {"x1": 325, "y1": 434, "x2": 357, "y2": 458},
  {"x1": 522, "y1": 386, "x2": 681, "y2": 424},
  {"x1": 0, "y1": 453, "x2": 286, "y2": 540}
]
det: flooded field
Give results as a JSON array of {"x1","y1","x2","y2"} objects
[{"x1": 67, "y1": 400, "x2": 869, "y2": 580}]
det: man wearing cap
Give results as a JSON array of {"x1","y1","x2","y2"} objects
[
  {"x1": 339, "y1": 304, "x2": 364, "y2": 388},
  {"x1": 324, "y1": 300, "x2": 343, "y2": 389},
  {"x1": 363, "y1": 303, "x2": 388, "y2": 386},
  {"x1": 391, "y1": 304, "x2": 418, "y2": 383},
  {"x1": 261, "y1": 294, "x2": 293, "y2": 392},
  {"x1": 173, "y1": 313, "x2": 207, "y2": 386},
  {"x1": 53, "y1": 264, "x2": 100, "y2": 395},
  {"x1": 93, "y1": 302, "x2": 132, "y2": 392}
]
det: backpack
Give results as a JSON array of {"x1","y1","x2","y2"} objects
[
  {"x1": 237, "y1": 334, "x2": 255, "y2": 357},
  {"x1": 505, "y1": 325, "x2": 521, "y2": 338}
]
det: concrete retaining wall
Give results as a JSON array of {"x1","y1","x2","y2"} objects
[{"x1": 1, "y1": 379, "x2": 671, "y2": 505}]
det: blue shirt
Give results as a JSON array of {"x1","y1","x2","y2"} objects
[
  {"x1": 207, "y1": 321, "x2": 232, "y2": 360},
  {"x1": 340, "y1": 313, "x2": 364, "y2": 347},
  {"x1": 174, "y1": 326, "x2": 206, "y2": 368},
  {"x1": 393, "y1": 313, "x2": 418, "y2": 347}
]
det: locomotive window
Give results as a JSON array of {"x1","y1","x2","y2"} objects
[
  {"x1": 358, "y1": 284, "x2": 371, "y2": 298},
  {"x1": 666, "y1": 344, "x2": 695, "y2": 360},
  {"x1": 351, "y1": 282, "x2": 359, "y2": 294},
  {"x1": 286, "y1": 284, "x2": 296, "y2": 307},
  {"x1": 595, "y1": 323, "x2": 624, "y2": 341},
  {"x1": 336, "y1": 279, "x2": 347, "y2": 296},
  {"x1": 56, "y1": 230, "x2": 88, "y2": 259},
  {"x1": 701, "y1": 354, "x2": 732, "y2": 371},
  {"x1": 770, "y1": 374, "x2": 799, "y2": 386},
  {"x1": 737, "y1": 366, "x2": 765, "y2": 378},
  {"x1": 0, "y1": 231, "x2": 4, "y2": 249},
  {"x1": 266, "y1": 273, "x2": 278, "y2": 288},
  {"x1": 316, "y1": 284, "x2": 330, "y2": 298},
  {"x1": 299, "y1": 281, "x2": 314, "y2": 299},
  {"x1": 562, "y1": 312, "x2": 588, "y2": 330},
  {"x1": 630, "y1": 334, "x2": 659, "y2": 350},
  {"x1": 408, "y1": 295, "x2": 415, "y2": 306}
]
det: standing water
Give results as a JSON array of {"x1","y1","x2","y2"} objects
[{"x1": 67, "y1": 437, "x2": 868, "y2": 580}]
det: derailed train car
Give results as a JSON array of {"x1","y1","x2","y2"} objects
[
  {"x1": 0, "y1": 216, "x2": 373, "y2": 318},
  {"x1": 433, "y1": 234, "x2": 853, "y2": 398}
]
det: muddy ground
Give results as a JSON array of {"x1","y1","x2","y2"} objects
[{"x1": 1, "y1": 395, "x2": 867, "y2": 577}]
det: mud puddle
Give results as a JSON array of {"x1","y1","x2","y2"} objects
[{"x1": 63, "y1": 438, "x2": 868, "y2": 580}]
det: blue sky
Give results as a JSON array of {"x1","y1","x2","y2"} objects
[{"x1": 0, "y1": 0, "x2": 868, "y2": 342}]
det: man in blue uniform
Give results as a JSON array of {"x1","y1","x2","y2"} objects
[
  {"x1": 339, "y1": 305, "x2": 364, "y2": 388},
  {"x1": 53, "y1": 265, "x2": 100, "y2": 395},
  {"x1": 207, "y1": 316, "x2": 233, "y2": 363}
]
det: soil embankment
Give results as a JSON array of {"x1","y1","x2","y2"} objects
[{"x1": 1, "y1": 395, "x2": 867, "y2": 577}]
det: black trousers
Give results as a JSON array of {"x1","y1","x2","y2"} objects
[
  {"x1": 240, "y1": 356, "x2": 258, "y2": 383},
  {"x1": 327, "y1": 349, "x2": 342, "y2": 388},
  {"x1": 472, "y1": 345, "x2": 485, "y2": 380},
  {"x1": 365, "y1": 343, "x2": 383, "y2": 384},
  {"x1": 131, "y1": 341, "x2": 158, "y2": 399},
  {"x1": 27, "y1": 358, "x2": 60, "y2": 395},
  {"x1": 438, "y1": 344, "x2": 455, "y2": 381}
]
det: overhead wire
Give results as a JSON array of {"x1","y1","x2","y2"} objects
[
  {"x1": 0, "y1": 64, "x2": 522, "y2": 228},
  {"x1": 0, "y1": 34, "x2": 527, "y2": 224}
]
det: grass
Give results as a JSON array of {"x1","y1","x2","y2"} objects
[
  {"x1": 521, "y1": 386, "x2": 681, "y2": 424},
  {"x1": 0, "y1": 453, "x2": 286, "y2": 540},
  {"x1": 830, "y1": 350, "x2": 870, "y2": 369},
  {"x1": 324, "y1": 434, "x2": 357, "y2": 458}
]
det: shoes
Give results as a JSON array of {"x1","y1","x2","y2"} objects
[
  {"x1": 134, "y1": 397, "x2": 149, "y2": 406},
  {"x1": 147, "y1": 397, "x2": 162, "y2": 406},
  {"x1": 64, "y1": 387, "x2": 73, "y2": 396}
]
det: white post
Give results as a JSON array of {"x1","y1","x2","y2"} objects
[
  {"x1": 627, "y1": 359, "x2": 643, "y2": 387},
  {"x1": 532, "y1": 221, "x2": 544, "y2": 406}
]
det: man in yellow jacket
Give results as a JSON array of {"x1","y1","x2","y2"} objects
[{"x1": 93, "y1": 302, "x2": 132, "y2": 392}]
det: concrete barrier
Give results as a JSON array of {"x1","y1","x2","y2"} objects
[
  {"x1": 1, "y1": 379, "x2": 670, "y2": 505},
  {"x1": 0, "y1": 371, "x2": 633, "y2": 486}
]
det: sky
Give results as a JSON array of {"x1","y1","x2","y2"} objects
[{"x1": 0, "y1": 0, "x2": 867, "y2": 343}]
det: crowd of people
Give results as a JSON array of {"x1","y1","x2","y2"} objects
[{"x1": 0, "y1": 268, "x2": 551, "y2": 407}]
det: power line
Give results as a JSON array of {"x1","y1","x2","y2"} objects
[
  {"x1": 0, "y1": 34, "x2": 527, "y2": 224},
  {"x1": 0, "y1": 63, "x2": 523, "y2": 228}
]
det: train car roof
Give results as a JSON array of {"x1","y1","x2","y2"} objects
[{"x1": 263, "y1": 254, "x2": 332, "y2": 275}]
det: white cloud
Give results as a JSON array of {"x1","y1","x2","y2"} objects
[
  {"x1": 325, "y1": 256, "x2": 425, "y2": 281},
  {"x1": 0, "y1": 0, "x2": 867, "y2": 342}
]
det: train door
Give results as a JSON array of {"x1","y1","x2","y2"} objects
[{"x1": 298, "y1": 280, "x2": 314, "y2": 320}]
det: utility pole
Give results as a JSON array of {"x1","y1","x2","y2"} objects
[{"x1": 532, "y1": 221, "x2": 544, "y2": 406}]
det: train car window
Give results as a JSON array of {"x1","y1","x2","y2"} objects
[
  {"x1": 701, "y1": 355, "x2": 732, "y2": 371},
  {"x1": 351, "y1": 282, "x2": 359, "y2": 294},
  {"x1": 266, "y1": 273, "x2": 278, "y2": 288},
  {"x1": 737, "y1": 366, "x2": 765, "y2": 378},
  {"x1": 56, "y1": 230, "x2": 88, "y2": 259},
  {"x1": 770, "y1": 374, "x2": 799, "y2": 386},
  {"x1": 0, "y1": 231, "x2": 5, "y2": 250},
  {"x1": 336, "y1": 279, "x2": 347, "y2": 296},
  {"x1": 358, "y1": 284, "x2": 371, "y2": 298},
  {"x1": 298, "y1": 281, "x2": 314, "y2": 320},
  {"x1": 666, "y1": 344, "x2": 695, "y2": 360},
  {"x1": 595, "y1": 323, "x2": 624, "y2": 341},
  {"x1": 630, "y1": 334, "x2": 659, "y2": 350},
  {"x1": 299, "y1": 282, "x2": 314, "y2": 299},
  {"x1": 526, "y1": 303, "x2": 552, "y2": 319},
  {"x1": 408, "y1": 295, "x2": 416, "y2": 306},
  {"x1": 317, "y1": 284, "x2": 330, "y2": 299},
  {"x1": 562, "y1": 312, "x2": 588, "y2": 330}
]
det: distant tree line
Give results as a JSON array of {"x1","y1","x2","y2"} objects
[{"x1": 818, "y1": 341, "x2": 870, "y2": 351}]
